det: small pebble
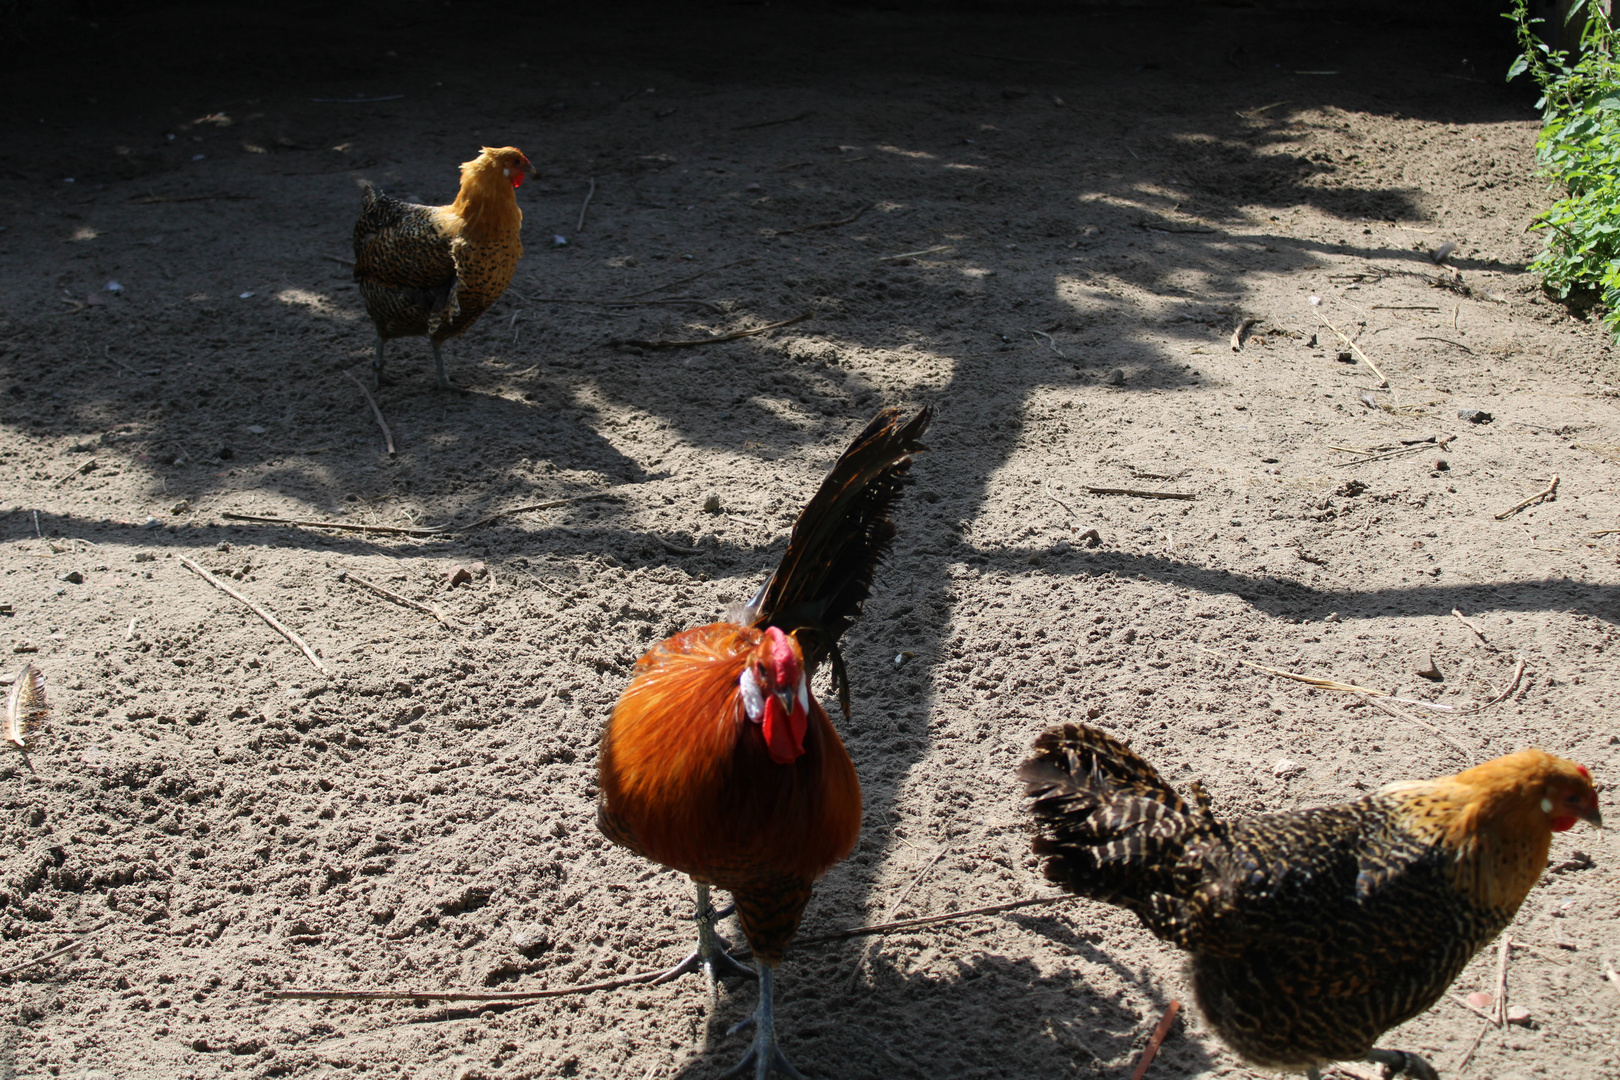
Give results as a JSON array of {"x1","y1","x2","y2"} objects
[
  {"x1": 1324, "y1": 611, "x2": 1341, "y2": 623},
  {"x1": 170, "y1": 500, "x2": 190, "y2": 515},
  {"x1": 1505, "y1": 1005, "x2": 1532, "y2": 1026},
  {"x1": 60, "y1": 570, "x2": 84, "y2": 584},
  {"x1": 1466, "y1": 991, "x2": 1493, "y2": 1012},
  {"x1": 1103, "y1": 367, "x2": 1126, "y2": 386},
  {"x1": 1413, "y1": 650, "x2": 1442, "y2": 682},
  {"x1": 1434, "y1": 458, "x2": 1449, "y2": 471},
  {"x1": 702, "y1": 494, "x2": 722, "y2": 513},
  {"x1": 1272, "y1": 757, "x2": 1304, "y2": 779},
  {"x1": 1458, "y1": 408, "x2": 1493, "y2": 424}
]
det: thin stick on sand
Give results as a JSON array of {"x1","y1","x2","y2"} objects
[
  {"x1": 337, "y1": 571, "x2": 454, "y2": 631},
  {"x1": 178, "y1": 556, "x2": 328, "y2": 674},
  {"x1": 1451, "y1": 608, "x2": 1488, "y2": 643},
  {"x1": 576, "y1": 178, "x2": 595, "y2": 232},
  {"x1": 263, "y1": 894, "x2": 1079, "y2": 1004},
  {"x1": 1492, "y1": 935, "x2": 1512, "y2": 1026},
  {"x1": 1128, "y1": 1000, "x2": 1182, "y2": 1080},
  {"x1": 343, "y1": 370, "x2": 395, "y2": 456},
  {"x1": 848, "y1": 846, "x2": 948, "y2": 991},
  {"x1": 221, "y1": 492, "x2": 616, "y2": 537},
  {"x1": 614, "y1": 312, "x2": 812, "y2": 349},
  {"x1": 1086, "y1": 486, "x2": 1196, "y2": 501},
  {"x1": 0, "y1": 919, "x2": 110, "y2": 979},
  {"x1": 1360, "y1": 694, "x2": 1477, "y2": 766},
  {"x1": 1494, "y1": 476, "x2": 1558, "y2": 520},
  {"x1": 1321, "y1": 319, "x2": 1389, "y2": 387}
]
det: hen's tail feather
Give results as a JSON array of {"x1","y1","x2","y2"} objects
[
  {"x1": 1021, "y1": 723, "x2": 1222, "y2": 935},
  {"x1": 754, "y1": 406, "x2": 931, "y2": 705}
]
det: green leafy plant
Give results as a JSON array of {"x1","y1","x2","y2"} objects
[{"x1": 1508, "y1": 0, "x2": 1620, "y2": 327}]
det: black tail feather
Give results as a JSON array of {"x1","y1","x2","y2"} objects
[{"x1": 753, "y1": 406, "x2": 931, "y2": 710}]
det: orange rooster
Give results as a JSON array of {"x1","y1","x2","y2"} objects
[
  {"x1": 1023, "y1": 724, "x2": 1603, "y2": 1080},
  {"x1": 352, "y1": 145, "x2": 530, "y2": 389},
  {"x1": 598, "y1": 406, "x2": 931, "y2": 1079}
]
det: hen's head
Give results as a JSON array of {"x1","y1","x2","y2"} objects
[
  {"x1": 466, "y1": 146, "x2": 533, "y2": 189},
  {"x1": 738, "y1": 626, "x2": 810, "y2": 765},
  {"x1": 1449, "y1": 748, "x2": 1603, "y2": 833}
]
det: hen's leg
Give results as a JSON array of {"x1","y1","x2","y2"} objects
[
  {"x1": 651, "y1": 882, "x2": 756, "y2": 1004},
  {"x1": 720, "y1": 962, "x2": 804, "y2": 1080},
  {"x1": 372, "y1": 335, "x2": 392, "y2": 389},
  {"x1": 431, "y1": 340, "x2": 458, "y2": 391},
  {"x1": 1365, "y1": 1048, "x2": 1440, "y2": 1080}
]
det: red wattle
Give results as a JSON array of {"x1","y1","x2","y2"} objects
[
  {"x1": 512, "y1": 171, "x2": 526, "y2": 189},
  {"x1": 761, "y1": 696, "x2": 806, "y2": 765},
  {"x1": 1550, "y1": 815, "x2": 1577, "y2": 832}
]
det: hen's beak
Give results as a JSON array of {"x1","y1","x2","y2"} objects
[{"x1": 1580, "y1": 803, "x2": 1603, "y2": 827}]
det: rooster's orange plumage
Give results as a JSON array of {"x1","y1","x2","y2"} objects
[{"x1": 598, "y1": 406, "x2": 930, "y2": 1079}]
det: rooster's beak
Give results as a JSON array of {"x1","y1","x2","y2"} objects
[{"x1": 1580, "y1": 804, "x2": 1603, "y2": 828}]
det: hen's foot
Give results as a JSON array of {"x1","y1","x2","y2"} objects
[
  {"x1": 1366, "y1": 1048, "x2": 1440, "y2": 1080},
  {"x1": 719, "y1": 964, "x2": 805, "y2": 1080}
]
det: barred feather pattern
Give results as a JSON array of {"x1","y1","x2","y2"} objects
[{"x1": 1021, "y1": 723, "x2": 1554, "y2": 1070}]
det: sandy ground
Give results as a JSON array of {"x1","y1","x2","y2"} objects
[{"x1": 0, "y1": 3, "x2": 1616, "y2": 1079}]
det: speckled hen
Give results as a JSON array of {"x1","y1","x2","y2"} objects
[
  {"x1": 1020, "y1": 723, "x2": 1602, "y2": 1080},
  {"x1": 351, "y1": 145, "x2": 529, "y2": 389}
]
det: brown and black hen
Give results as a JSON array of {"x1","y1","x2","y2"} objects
[
  {"x1": 1021, "y1": 723, "x2": 1601, "y2": 1080},
  {"x1": 352, "y1": 145, "x2": 529, "y2": 389}
]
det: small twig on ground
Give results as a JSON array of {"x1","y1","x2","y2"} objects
[
  {"x1": 125, "y1": 617, "x2": 137, "y2": 642},
  {"x1": 849, "y1": 846, "x2": 948, "y2": 992},
  {"x1": 1028, "y1": 329, "x2": 1068, "y2": 359},
  {"x1": 1494, "y1": 476, "x2": 1558, "y2": 520},
  {"x1": 178, "y1": 556, "x2": 328, "y2": 674},
  {"x1": 1128, "y1": 1000, "x2": 1182, "y2": 1080},
  {"x1": 1451, "y1": 608, "x2": 1488, "y2": 644},
  {"x1": 775, "y1": 202, "x2": 870, "y2": 234},
  {"x1": 1086, "y1": 486, "x2": 1196, "y2": 501},
  {"x1": 576, "y1": 178, "x2": 595, "y2": 232},
  {"x1": 343, "y1": 370, "x2": 395, "y2": 456},
  {"x1": 651, "y1": 533, "x2": 702, "y2": 556},
  {"x1": 614, "y1": 312, "x2": 812, "y2": 349},
  {"x1": 1492, "y1": 935, "x2": 1512, "y2": 1026},
  {"x1": 1448, "y1": 992, "x2": 1496, "y2": 1024},
  {"x1": 1454, "y1": 1018, "x2": 1492, "y2": 1073},
  {"x1": 1417, "y1": 336, "x2": 1475, "y2": 355},
  {"x1": 321, "y1": 254, "x2": 355, "y2": 267},
  {"x1": 1361, "y1": 694, "x2": 1477, "y2": 766},
  {"x1": 878, "y1": 245, "x2": 951, "y2": 262},
  {"x1": 1372, "y1": 305, "x2": 1441, "y2": 311},
  {"x1": 265, "y1": 894, "x2": 1080, "y2": 1005},
  {"x1": 221, "y1": 493, "x2": 616, "y2": 537},
  {"x1": 1321, "y1": 319, "x2": 1389, "y2": 387},
  {"x1": 627, "y1": 258, "x2": 753, "y2": 298},
  {"x1": 733, "y1": 111, "x2": 812, "y2": 130},
  {"x1": 0, "y1": 919, "x2": 110, "y2": 979},
  {"x1": 52, "y1": 459, "x2": 97, "y2": 487},
  {"x1": 338, "y1": 571, "x2": 454, "y2": 631},
  {"x1": 1129, "y1": 469, "x2": 1188, "y2": 481},
  {"x1": 523, "y1": 571, "x2": 569, "y2": 599},
  {"x1": 1230, "y1": 317, "x2": 1257, "y2": 353}
]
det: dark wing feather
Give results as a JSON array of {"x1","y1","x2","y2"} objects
[
  {"x1": 352, "y1": 186, "x2": 456, "y2": 290},
  {"x1": 752, "y1": 405, "x2": 931, "y2": 706}
]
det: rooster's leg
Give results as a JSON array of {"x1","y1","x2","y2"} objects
[
  {"x1": 652, "y1": 882, "x2": 756, "y2": 1001},
  {"x1": 1364, "y1": 1048, "x2": 1440, "y2": 1080},
  {"x1": 720, "y1": 961, "x2": 804, "y2": 1080}
]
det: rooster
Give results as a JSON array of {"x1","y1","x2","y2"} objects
[
  {"x1": 597, "y1": 406, "x2": 931, "y2": 1079},
  {"x1": 1021, "y1": 724, "x2": 1601, "y2": 1080},
  {"x1": 352, "y1": 145, "x2": 530, "y2": 389}
]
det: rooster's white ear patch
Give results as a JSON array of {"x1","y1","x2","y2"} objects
[
  {"x1": 503, "y1": 168, "x2": 511, "y2": 176},
  {"x1": 1541, "y1": 797, "x2": 1554, "y2": 814}
]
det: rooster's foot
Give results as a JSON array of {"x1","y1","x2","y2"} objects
[
  {"x1": 653, "y1": 884, "x2": 755, "y2": 992},
  {"x1": 1366, "y1": 1048, "x2": 1440, "y2": 1080},
  {"x1": 720, "y1": 964, "x2": 805, "y2": 1080}
]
